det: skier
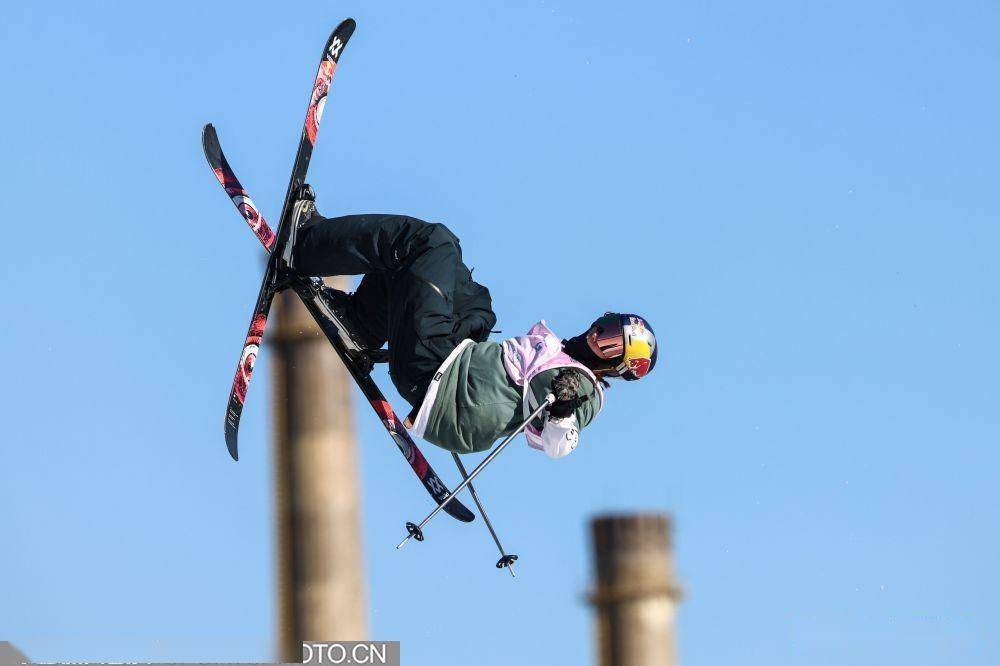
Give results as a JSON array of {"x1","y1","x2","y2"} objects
[{"x1": 283, "y1": 188, "x2": 659, "y2": 459}]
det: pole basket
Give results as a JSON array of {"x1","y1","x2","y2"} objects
[
  {"x1": 496, "y1": 554, "x2": 518, "y2": 569},
  {"x1": 404, "y1": 521, "x2": 424, "y2": 542}
]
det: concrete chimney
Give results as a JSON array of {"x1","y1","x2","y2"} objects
[
  {"x1": 0, "y1": 643, "x2": 29, "y2": 666},
  {"x1": 588, "y1": 513, "x2": 683, "y2": 666},
  {"x1": 271, "y1": 278, "x2": 367, "y2": 659}
]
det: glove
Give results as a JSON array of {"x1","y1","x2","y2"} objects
[
  {"x1": 549, "y1": 369, "x2": 583, "y2": 419},
  {"x1": 539, "y1": 413, "x2": 580, "y2": 459},
  {"x1": 452, "y1": 315, "x2": 492, "y2": 343}
]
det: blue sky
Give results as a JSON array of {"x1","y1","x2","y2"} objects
[{"x1": 2, "y1": 1, "x2": 999, "y2": 664}]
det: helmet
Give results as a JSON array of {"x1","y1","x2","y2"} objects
[{"x1": 587, "y1": 312, "x2": 659, "y2": 381}]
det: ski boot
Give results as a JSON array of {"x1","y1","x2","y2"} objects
[
  {"x1": 317, "y1": 286, "x2": 390, "y2": 366},
  {"x1": 280, "y1": 184, "x2": 316, "y2": 273}
]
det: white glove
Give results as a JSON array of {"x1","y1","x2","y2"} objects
[{"x1": 539, "y1": 413, "x2": 580, "y2": 459}]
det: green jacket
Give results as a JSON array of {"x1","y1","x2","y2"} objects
[{"x1": 412, "y1": 340, "x2": 599, "y2": 455}]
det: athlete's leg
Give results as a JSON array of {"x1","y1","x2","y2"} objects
[
  {"x1": 293, "y1": 213, "x2": 484, "y2": 407},
  {"x1": 345, "y1": 264, "x2": 496, "y2": 350}
]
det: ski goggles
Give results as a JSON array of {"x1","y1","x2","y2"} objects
[{"x1": 588, "y1": 313, "x2": 627, "y2": 361}]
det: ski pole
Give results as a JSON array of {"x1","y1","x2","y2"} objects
[
  {"x1": 452, "y1": 452, "x2": 517, "y2": 577},
  {"x1": 397, "y1": 393, "x2": 556, "y2": 549}
]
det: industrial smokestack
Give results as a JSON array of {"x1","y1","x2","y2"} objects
[
  {"x1": 0, "y1": 643, "x2": 29, "y2": 666},
  {"x1": 271, "y1": 279, "x2": 367, "y2": 660},
  {"x1": 588, "y1": 513, "x2": 683, "y2": 666}
]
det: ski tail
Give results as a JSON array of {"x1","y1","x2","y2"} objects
[{"x1": 224, "y1": 305, "x2": 271, "y2": 460}]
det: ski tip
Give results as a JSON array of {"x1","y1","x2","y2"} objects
[{"x1": 329, "y1": 18, "x2": 356, "y2": 49}]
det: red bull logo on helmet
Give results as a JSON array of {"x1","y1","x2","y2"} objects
[{"x1": 627, "y1": 356, "x2": 651, "y2": 378}]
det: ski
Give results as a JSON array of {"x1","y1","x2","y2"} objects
[
  {"x1": 202, "y1": 26, "x2": 476, "y2": 523},
  {"x1": 216, "y1": 19, "x2": 356, "y2": 461}
]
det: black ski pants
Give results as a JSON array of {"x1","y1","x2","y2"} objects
[{"x1": 294, "y1": 213, "x2": 497, "y2": 408}]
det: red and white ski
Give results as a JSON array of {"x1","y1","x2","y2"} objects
[{"x1": 212, "y1": 19, "x2": 355, "y2": 462}]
